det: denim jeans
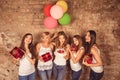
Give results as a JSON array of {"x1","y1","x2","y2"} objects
[
  {"x1": 53, "y1": 63, "x2": 66, "y2": 80},
  {"x1": 19, "y1": 72, "x2": 35, "y2": 80},
  {"x1": 71, "y1": 69, "x2": 82, "y2": 80},
  {"x1": 38, "y1": 69, "x2": 52, "y2": 80},
  {"x1": 89, "y1": 69, "x2": 104, "y2": 80}
]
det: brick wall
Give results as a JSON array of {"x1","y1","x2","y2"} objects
[{"x1": 0, "y1": 0, "x2": 120, "y2": 80}]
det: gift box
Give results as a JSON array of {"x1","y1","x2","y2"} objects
[
  {"x1": 84, "y1": 54, "x2": 92, "y2": 64},
  {"x1": 41, "y1": 52, "x2": 52, "y2": 62},
  {"x1": 70, "y1": 44, "x2": 78, "y2": 52},
  {"x1": 57, "y1": 49, "x2": 64, "y2": 54},
  {"x1": 9, "y1": 47, "x2": 24, "y2": 59}
]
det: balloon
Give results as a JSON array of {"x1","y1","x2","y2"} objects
[
  {"x1": 43, "y1": 4, "x2": 53, "y2": 16},
  {"x1": 56, "y1": 0, "x2": 68, "y2": 13},
  {"x1": 58, "y1": 13, "x2": 71, "y2": 25},
  {"x1": 50, "y1": 5, "x2": 64, "y2": 19},
  {"x1": 44, "y1": 17, "x2": 58, "y2": 29}
]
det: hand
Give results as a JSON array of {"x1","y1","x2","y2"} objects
[
  {"x1": 38, "y1": 56, "x2": 44, "y2": 62},
  {"x1": 16, "y1": 58, "x2": 20, "y2": 61},
  {"x1": 53, "y1": 32, "x2": 58, "y2": 38},
  {"x1": 82, "y1": 60, "x2": 90, "y2": 66},
  {"x1": 12, "y1": 58, "x2": 20, "y2": 65}
]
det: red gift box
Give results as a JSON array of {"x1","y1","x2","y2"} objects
[
  {"x1": 57, "y1": 50, "x2": 64, "y2": 54},
  {"x1": 9, "y1": 47, "x2": 24, "y2": 59},
  {"x1": 41, "y1": 52, "x2": 52, "y2": 62},
  {"x1": 70, "y1": 44, "x2": 78, "y2": 52},
  {"x1": 84, "y1": 54, "x2": 92, "y2": 64}
]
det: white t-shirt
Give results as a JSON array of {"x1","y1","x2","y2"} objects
[
  {"x1": 90, "y1": 49, "x2": 103, "y2": 73},
  {"x1": 70, "y1": 47, "x2": 83, "y2": 71},
  {"x1": 19, "y1": 53, "x2": 35, "y2": 76},
  {"x1": 37, "y1": 46, "x2": 53, "y2": 71},
  {"x1": 54, "y1": 48, "x2": 67, "y2": 66}
]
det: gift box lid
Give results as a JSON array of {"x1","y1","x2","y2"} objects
[
  {"x1": 9, "y1": 47, "x2": 24, "y2": 59},
  {"x1": 41, "y1": 52, "x2": 52, "y2": 62}
]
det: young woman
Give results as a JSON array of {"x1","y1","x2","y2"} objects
[
  {"x1": 53, "y1": 31, "x2": 69, "y2": 80},
  {"x1": 13, "y1": 33, "x2": 36, "y2": 80},
  {"x1": 83, "y1": 30, "x2": 104, "y2": 80},
  {"x1": 69, "y1": 35, "x2": 85, "y2": 80},
  {"x1": 36, "y1": 32, "x2": 54, "y2": 80}
]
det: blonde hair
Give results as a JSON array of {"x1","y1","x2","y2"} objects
[{"x1": 41, "y1": 32, "x2": 51, "y2": 41}]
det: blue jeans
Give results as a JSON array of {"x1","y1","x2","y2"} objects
[
  {"x1": 89, "y1": 69, "x2": 104, "y2": 80},
  {"x1": 19, "y1": 72, "x2": 35, "y2": 80},
  {"x1": 38, "y1": 69, "x2": 52, "y2": 80},
  {"x1": 53, "y1": 63, "x2": 66, "y2": 80},
  {"x1": 72, "y1": 69, "x2": 82, "y2": 80}
]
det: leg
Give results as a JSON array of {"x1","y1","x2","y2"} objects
[
  {"x1": 94, "y1": 71, "x2": 104, "y2": 80},
  {"x1": 57, "y1": 65, "x2": 66, "y2": 80},
  {"x1": 46, "y1": 69, "x2": 52, "y2": 80},
  {"x1": 53, "y1": 63, "x2": 58, "y2": 80},
  {"x1": 38, "y1": 70, "x2": 47, "y2": 80},
  {"x1": 28, "y1": 72, "x2": 35, "y2": 80},
  {"x1": 19, "y1": 75, "x2": 28, "y2": 80},
  {"x1": 72, "y1": 69, "x2": 82, "y2": 80},
  {"x1": 89, "y1": 69, "x2": 96, "y2": 80},
  {"x1": 89, "y1": 69, "x2": 104, "y2": 80}
]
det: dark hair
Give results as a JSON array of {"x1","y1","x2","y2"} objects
[
  {"x1": 84, "y1": 30, "x2": 96, "y2": 53},
  {"x1": 72, "y1": 35, "x2": 83, "y2": 48},
  {"x1": 56, "y1": 31, "x2": 68, "y2": 48},
  {"x1": 20, "y1": 33, "x2": 35, "y2": 59}
]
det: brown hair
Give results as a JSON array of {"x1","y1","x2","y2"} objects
[
  {"x1": 72, "y1": 35, "x2": 83, "y2": 49},
  {"x1": 56, "y1": 31, "x2": 68, "y2": 49},
  {"x1": 84, "y1": 30, "x2": 96, "y2": 53},
  {"x1": 20, "y1": 33, "x2": 35, "y2": 59}
]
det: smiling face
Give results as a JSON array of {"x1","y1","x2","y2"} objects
[
  {"x1": 73, "y1": 37, "x2": 79, "y2": 46},
  {"x1": 85, "y1": 32, "x2": 91, "y2": 43},
  {"x1": 59, "y1": 35, "x2": 66, "y2": 45},
  {"x1": 42, "y1": 35, "x2": 50, "y2": 42},
  {"x1": 24, "y1": 35, "x2": 32, "y2": 45}
]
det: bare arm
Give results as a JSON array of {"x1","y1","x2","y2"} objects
[
  {"x1": 50, "y1": 32, "x2": 58, "y2": 42},
  {"x1": 64, "y1": 44, "x2": 70, "y2": 60},
  {"x1": 83, "y1": 47, "x2": 103, "y2": 66},
  {"x1": 12, "y1": 57, "x2": 20, "y2": 66},
  {"x1": 36, "y1": 43, "x2": 44, "y2": 62},
  {"x1": 70, "y1": 48, "x2": 85, "y2": 64},
  {"x1": 25, "y1": 54, "x2": 35, "y2": 65}
]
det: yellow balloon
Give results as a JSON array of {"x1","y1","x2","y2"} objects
[{"x1": 56, "y1": 0, "x2": 68, "y2": 13}]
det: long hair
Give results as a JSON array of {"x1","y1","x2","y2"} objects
[
  {"x1": 84, "y1": 30, "x2": 96, "y2": 53},
  {"x1": 56, "y1": 31, "x2": 68, "y2": 49},
  {"x1": 72, "y1": 35, "x2": 83, "y2": 49},
  {"x1": 20, "y1": 33, "x2": 35, "y2": 59}
]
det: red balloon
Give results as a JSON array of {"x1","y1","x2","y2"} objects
[
  {"x1": 44, "y1": 17, "x2": 58, "y2": 29},
  {"x1": 43, "y1": 4, "x2": 53, "y2": 17}
]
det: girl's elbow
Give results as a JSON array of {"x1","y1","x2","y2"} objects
[{"x1": 97, "y1": 62, "x2": 103, "y2": 66}]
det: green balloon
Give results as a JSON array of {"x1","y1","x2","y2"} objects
[{"x1": 58, "y1": 13, "x2": 71, "y2": 25}]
